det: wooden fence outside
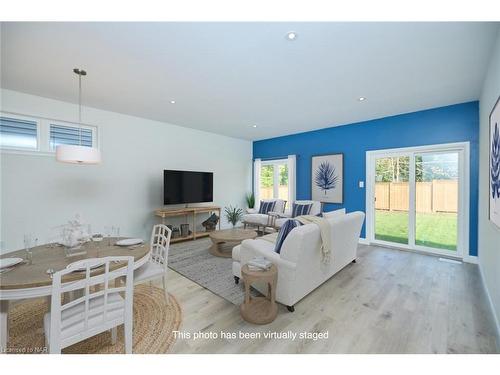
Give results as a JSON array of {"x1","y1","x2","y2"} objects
[
  {"x1": 260, "y1": 186, "x2": 289, "y2": 201},
  {"x1": 375, "y1": 180, "x2": 458, "y2": 213}
]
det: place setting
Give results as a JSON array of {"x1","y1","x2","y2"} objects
[
  {"x1": 115, "y1": 238, "x2": 145, "y2": 249},
  {"x1": 0, "y1": 257, "x2": 25, "y2": 275}
]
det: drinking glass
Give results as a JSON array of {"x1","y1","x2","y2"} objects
[
  {"x1": 24, "y1": 233, "x2": 33, "y2": 264},
  {"x1": 105, "y1": 226, "x2": 112, "y2": 246},
  {"x1": 110, "y1": 226, "x2": 116, "y2": 246},
  {"x1": 86, "y1": 224, "x2": 92, "y2": 241},
  {"x1": 113, "y1": 226, "x2": 121, "y2": 241}
]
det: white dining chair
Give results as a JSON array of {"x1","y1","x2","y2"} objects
[
  {"x1": 134, "y1": 224, "x2": 172, "y2": 303},
  {"x1": 44, "y1": 256, "x2": 135, "y2": 354}
]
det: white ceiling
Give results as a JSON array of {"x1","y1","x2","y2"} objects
[{"x1": 1, "y1": 22, "x2": 498, "y2": 140}]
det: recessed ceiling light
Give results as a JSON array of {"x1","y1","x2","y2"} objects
[
  {"x1": 170, "y1": 100, "x2": 176, "y2": 104},
  {"x1": 358, "y1": 97, "x2": 366, "y2": 102},
  {"x1": 286, "y1": 31, "x2": 297, "y2": 41}
]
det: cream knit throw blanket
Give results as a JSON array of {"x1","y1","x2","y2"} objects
[
  {"x1": 260, "y1": 232, "x2": 279, "y2": 243},
  {"x1": 260, "y1": 215, "x2": 332, "y2": 263},
  {"x1": 295, "y1": 215, "x2": 332, "y2": 263}
]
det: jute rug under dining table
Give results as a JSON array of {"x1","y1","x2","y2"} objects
[{"x1": 7, "y1": 285, "x2": 181, "y2": 354}]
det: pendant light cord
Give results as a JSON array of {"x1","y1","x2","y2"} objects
[{"x1": 78, "y1": 71, "x2": 82, "y2": 146}]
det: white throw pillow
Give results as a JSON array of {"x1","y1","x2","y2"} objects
[{"x1": 323, "y1": 208, "x2": 346, "y2": 219}]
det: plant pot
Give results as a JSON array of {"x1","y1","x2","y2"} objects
[{"x1": 180, "y1": 224, "x2": 190, "y2": 237}]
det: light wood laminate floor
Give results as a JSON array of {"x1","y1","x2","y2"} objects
[{"x1": 160, "y1": 244, "x2": 498, "y2": 354}]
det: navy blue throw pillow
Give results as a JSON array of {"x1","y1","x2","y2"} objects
[
  {"x1": 291, "y1": 203, "x2": 313, "y2": 218},
  {"x1": 259, "y1": 201, "x2": 276, "y2": 214},
  {"x1": 274, "y1": 219, "x2": 302, "y2": 254}
]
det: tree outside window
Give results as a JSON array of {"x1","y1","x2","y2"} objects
[{"x1": 259, "y1": 163, "x2": 289, "y2": 200}]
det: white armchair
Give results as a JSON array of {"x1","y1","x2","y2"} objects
[
  {"x1": 242, "y1": 199, "x2": 286, "y2": 232},
  {"x1": 232, "y1": 211, "x2": 365, "y2": 311},
  {"x1": 272, "y1": 200, "x2": 322, "y2": 228}
]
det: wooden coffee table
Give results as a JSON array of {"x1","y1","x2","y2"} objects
[
  {"x1": 208, "y1": 228, "x2": 258, "y2": 258},
  {"x1": 240, "y1": 264, "x2": 278, "y2": 325}
]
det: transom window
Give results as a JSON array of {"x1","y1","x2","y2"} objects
[
  {"x1": 49, "y1": 124, "x2": 93, "y2": 149},
  {"x1": 0, "y1": 112, "x2": 98, "y2": 154},
  {"x1": 0, "y1": 115, "x2": 38, "y2": 150}
]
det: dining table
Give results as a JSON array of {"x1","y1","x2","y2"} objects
[{"x1": 0, "y1": 237, "x2": 150, "y2": 350}]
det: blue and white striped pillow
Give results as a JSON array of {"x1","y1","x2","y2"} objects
[
  {"x1": 291, "y1": 203, "x2": 313, "y2": 218},
  {"x1": 274, "y1": 219, "x2": 302, "y2": 254},
  {"x1": 258, "y1": 200, "x2": 276, "y2": 214}
]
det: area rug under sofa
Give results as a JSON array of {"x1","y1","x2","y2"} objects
[{"x1": 168, "y1": 237, "x2": 256, "y2": 305}]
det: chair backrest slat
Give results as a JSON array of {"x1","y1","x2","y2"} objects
[
  {"x1": 103, "y1": 261, "x2": 109, "y2": 323},
  {"x1": 84, "y1": 266, "x2": 90, "y2": 331}
]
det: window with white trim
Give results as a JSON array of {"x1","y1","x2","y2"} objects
[
  {"x1": 259, "y1": 159, "x2": 289, "y2": 201},
  {"x1": 0, "y1": 115, "x2": 39, "y2": 150},
  {"x1": 0, "y1": 112, "x2": 98, "y2": 154},
  {"x1": 49, "y1": 123, "x2": 94, "y2": 149}
]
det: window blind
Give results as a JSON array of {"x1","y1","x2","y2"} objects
[
  {"x1": 0, "y1": 116, "x2": 38, "y2": 149},
  {"x1": 50, "y1": 124, "x2": 93, "y2": 149}
]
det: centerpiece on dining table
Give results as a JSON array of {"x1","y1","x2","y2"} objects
[{"x1": 58, "y1": 214, "x2": 93, "y2": 257}]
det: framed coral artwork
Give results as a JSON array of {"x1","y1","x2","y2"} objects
[
  {"x1": 311, "y1": 153, "x2": 343, "y2": 204},
  {"x1": 490, "y1": 96, "x2": 500, "y2": 229}
]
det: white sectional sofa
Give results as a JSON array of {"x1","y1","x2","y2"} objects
[{"x1": 232, "y1": 211, "x2": 365, "y2": 311}]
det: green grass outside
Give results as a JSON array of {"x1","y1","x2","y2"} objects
[{"x1": 374, "y1": 210, "x2": 457, "y2": 251}]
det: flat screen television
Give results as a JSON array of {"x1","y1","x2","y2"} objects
[{"x1": 163, "y1": 170, "x2": 213, "y2": 205}]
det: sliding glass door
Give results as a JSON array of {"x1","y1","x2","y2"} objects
[
  {"x1": 374, "y1": 155, "x2": 410, "y2": 245},
  {"x1": 414, "y1": 152, "x2": 459, "y2": 251},
  {"x1": 367, "y1": 144, "x2": 467, "y2": 258}
]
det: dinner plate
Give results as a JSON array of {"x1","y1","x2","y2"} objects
[
  {"x1": 67, "y1": 260, "x2": 104, "y2": 272},
  {"x1": 0, "y1": 257, "x2": 24, "y2": 269},
  {"x1": 115, "y1": 238, "x2": 144, "y2": 246}
]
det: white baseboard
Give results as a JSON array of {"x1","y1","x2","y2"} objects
[
  {"x1": 463, "y1": 255, "x2": 479, "y2": 264},
  {"x1": 358, "y1": 238, "x2": 369, "y2": 245},
  {"x1": 478, "y1": 261, "x2": 500, "y2": 350},
  {"x1": 361, "y1": 239, "x2": 478, "y2": 264}
]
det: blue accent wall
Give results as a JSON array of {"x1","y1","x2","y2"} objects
[{"x1": 253, "y1": 102, "x2": 479, "y2": 256}]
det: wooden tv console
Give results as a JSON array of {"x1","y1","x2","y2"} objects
[{"x1": 154, "y1": 206, "x2": 221, "y2": 243}]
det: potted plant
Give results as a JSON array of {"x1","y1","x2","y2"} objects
[
  {"x1": 224, "y1": 205, "x2": 244, "y2": 227},
  {"x1": 245, "y1": 192, "x2": 255, "y2": 209}
]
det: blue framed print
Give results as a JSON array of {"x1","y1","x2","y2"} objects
[
  {"x1": 311, "y1": 153, "x2": 343, "y2": 204},
  {"x1": 490, "y1": 95, "x2": 500, "y2": 229}
]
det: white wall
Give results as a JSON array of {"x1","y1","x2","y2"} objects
[
  {"x1": 0, "y1": 89, "x2": 252, "y2": 253},
  {"x1": 478, "y1": 28, "x2": 500, "y2": 340}
]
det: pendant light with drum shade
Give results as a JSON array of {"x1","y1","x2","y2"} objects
[{"x1": 56, "y1": 68, "x2": 101, "y2": 164}]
